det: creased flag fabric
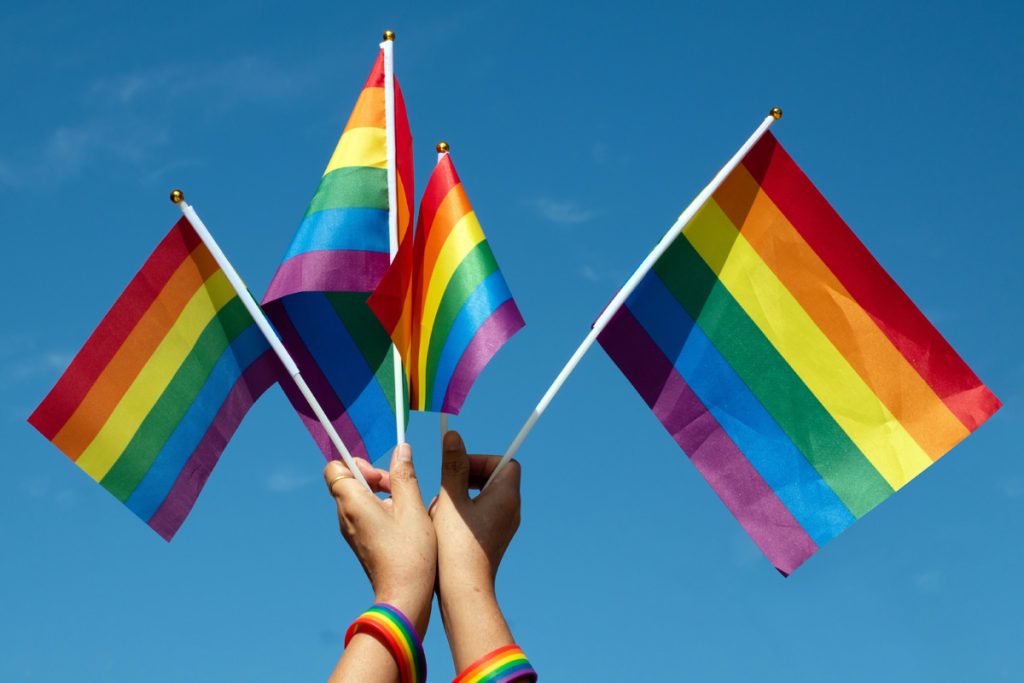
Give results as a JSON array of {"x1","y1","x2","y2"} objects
[
  {"x1": 262, "y1": 48, "x2": 413, "y2": 461},
  {"x1": 29, "y1": 218, "x2": 279, "y2": 540},
  {"x1": 597, "y1": 131, "x2": 1000, "y2": 575},
  {"x1": 369, "y1": 153, "x2": 524, "y2": 414}
]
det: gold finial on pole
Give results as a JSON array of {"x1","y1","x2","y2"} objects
[
  {"x1": 436, "y1": 141, "x2": 450, "y2": 153},
  {"x1": 170, "y1": 189, "x2": 185, "y2": 204},
  {"x1": 770, "y1": 107, "x2": 783, "y2": 120},
  {"x1": 383, "y1": 30, "x2": 395, "y2": 41}
]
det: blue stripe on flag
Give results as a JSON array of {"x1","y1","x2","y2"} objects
[
  {"x1": 283, "y1": 293, "x2": 395, "y2": 459},
  {"x1": 430, "y1": 270, "x2": 513, "y2": 410},
  {"x1": 127, "y1": 324, "x2": 270, "y2": 521},
  {"x1": 283, "y1": 207, "x2": 390, "y2": 259},
  {"x1": 625, "y1": 271, "x2": 855, "y2": 545}
]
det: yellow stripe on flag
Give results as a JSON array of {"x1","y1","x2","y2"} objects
[
  {"x1": 75, "y1": 271, "x2": 237, "y2": 480},
  {"x1": 683, "y1": 201, "x2": 933, "y2": 489},
  {"x1": 713, "y1": 165, "x2": 970, "y2": 459},
  {"x1": 323, "y1": 127, "x2": 387, "y2": 175},
  {"x1": 416, "y1": 212, "x2": 485, "y2": 395}
]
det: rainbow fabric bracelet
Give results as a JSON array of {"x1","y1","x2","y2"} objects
[
  {"x1": 452, "y1": 644, "x2": 537, "y2": 683},
  {"x1": 344, "y1": 603, "x2": 426, "y2": 683}
]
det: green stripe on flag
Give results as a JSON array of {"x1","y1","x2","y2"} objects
[
  {"x1": 101, "y1": 297, "x2": 254, "y2": 501},
  {"x1": 327, "y1": 292, "x2": 398, "y2": 414},
  {"x1": 304, "y1": 166, "x2": 388, "y2": 217},
  {"x1": 424, "y1": 241, "x2": 499, "y2": 406},
  {"x1": 653, "y1": 234, "x2": 893, "y2": 517}
]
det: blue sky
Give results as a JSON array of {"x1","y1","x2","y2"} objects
[{"x1": 2, "y1": 1, "x2": 1022, "y2": 680}]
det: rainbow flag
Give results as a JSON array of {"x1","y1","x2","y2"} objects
[
  {"x1": 597, "y1": 131, "x2": 1000, "y2": 575},
  {"x1": 29, "y1": 218, "x2": 279, "y2": 540},
  {"x1": 369, "y1": 151, "x2": 524, "y2": 414},
  {"x1": 263, "y1": 47, "x2": 413, "y2": 461}
]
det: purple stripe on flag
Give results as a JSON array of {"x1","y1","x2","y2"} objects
[
  {"x1": 264, "y1": 300, "x2": 370, "y2": 461},
  {"x1": 147, "y1": 351, "x2": 281, "y2": 541},
  {"x1": 441, "y1": 299, "x2": 525, "y2": 415},
  {"x1": 598, "y1": 307, "x2": 818, "y2": 575},
  {"x1": 263, "y1": 250, "x2": 391, "y2": 302}
]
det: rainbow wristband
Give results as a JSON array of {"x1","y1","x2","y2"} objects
[
  {"x1": 452, "y1": 644, "x2": 537, "y2": 683},
  {"x1": 344, "y1": 603, "x2": 426, "y2": 683}
]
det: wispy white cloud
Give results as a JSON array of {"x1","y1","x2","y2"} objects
[
  {"x1": 0, "y1": 333, "x2": 71, "y2": 381},
  {"x1": 0, "y1": 54, "x2": 313, "y2": 188},
  {"x1": 1000, "y1": 477, "x2": 1024, "y2": 499},
  {"x1": 265, "y1": 469, "x2": 315, "y2": 493},
  {"x1": 7, "y1": 351, "x2": 72, "y2": 381},
  {"x1": 88, "y1": 55, "x2": 314, "y2": 110},
  {"x1": 524, "y1": 198, "x2": 600, "y2": 225},
  {"x1": 913, "y1": 570, "x2": 943, "y2": 593},
  {"x1": 580, "y1": 264, "x2": 602, "y2": 282},
  {"x1": 21, "y1": 476, "x2": 77, "y2": 507}
]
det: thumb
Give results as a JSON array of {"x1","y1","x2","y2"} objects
[
  {"x1": 389, "y1": 443, "x2": 425, "y2": 514},
  {"x1": 440, "y1": 430, "x2": 470, "y2": 503}
]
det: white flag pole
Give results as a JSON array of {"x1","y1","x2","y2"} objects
[
  {"x1": 484, "y1": 108, "x2": 784, "y2": 488},
  {"x1": 382, "y1": 30, "x2": 407, "y2": 447},
  {"x1": 436, "y1": 142, "x2": 451, "y2": 443},
  {"x1": 172, "y1": 191, "x2": 372, "y2": 490}
]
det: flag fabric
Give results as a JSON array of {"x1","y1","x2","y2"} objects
[
  {"x1": 597, "y1": 131, "x2": 1001, "y2": 575},
  {"x1": 369, "y1": 152, "x2": 524, "y2": 414},
  {"x1": 262, "y1": 48, "x2": 413, "y2": 461},
  {"x1": 29, "y1": 218, "x2": 279, "y2": 540}
]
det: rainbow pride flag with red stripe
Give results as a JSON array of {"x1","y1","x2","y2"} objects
[
  {"x1": 263, "y1": 47, "x2": 413, "y2": 461},
  {"x1": 598, "y1": 131, "x2": 1000, "y2": 574},
  {"x1": 369, "y1": 151, "x2": 524, "y2": 414},
  {"x1": 29, "y1": 218, "x2": 279, "y2": 540}
]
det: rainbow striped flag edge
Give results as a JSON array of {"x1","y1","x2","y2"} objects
[
  {"x1": 597, "y1": 130, "x2": 1000, "y2": 575},
  {"x1": 29, "y1": 218, "x2": 279, "y2": 540},
  {"x1": 262, "y1": 47, "x2": 413, "y2": 462},
  {"x1": 369, "y1": 151, "x2": 524, "y2": 415}
]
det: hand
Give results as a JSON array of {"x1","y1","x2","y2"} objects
[
  {"x1": 323, "y1": 445, "x2": 436, "y2": 634},
  {"x1": 429, "y1": 430, "x2": 522, "y2": 669}
]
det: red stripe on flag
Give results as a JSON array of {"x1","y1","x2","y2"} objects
[
  {"x1": 364, "y1": 50, "x2": 384, "y2": 89},
  {"x1": 29, "y1": 219, "x2": 201, "y2": 439},
  {"x1": 743, "y1": 132, "x2": 1000, "y2": 431}
]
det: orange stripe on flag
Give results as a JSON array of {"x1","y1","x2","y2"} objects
[
  {"x1": 713, "y1": 165, "x2": 970, "y2": 461},
  {"x1": 52, "y1": 245, "x2": 221, "y2": 460}
]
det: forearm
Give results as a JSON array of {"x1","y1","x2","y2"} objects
[
  {"x1": 329, "y1": 590, "x2": 432, "y2": 683},
  {"x1": 439, "y1": 580, "x2": 515, "y2": 670},
  {"x1": 330, "y1": 633, "x2": 401, "y2": 683}
]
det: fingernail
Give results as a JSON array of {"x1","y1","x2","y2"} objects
[
  {"x1": 443, "y1": 430, "x2": 463, "y2": 451},
  {"x1": 396, "y1": 443, "x2": 412, "y2": 462}
]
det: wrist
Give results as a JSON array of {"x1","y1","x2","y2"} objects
[{"x1": 374, "y1": 585, "x2": 433, "y2": 637}]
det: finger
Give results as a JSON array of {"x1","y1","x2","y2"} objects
[
  {"x1": 466, "y1": 455, "x2": 518, "y2": 490},
  {"x1": 324, "y1": 460, "x2": 357, "y2": 496},
  {"x1": 389, "y1": 443, "x2": 426, "y2": 515},
  {"x1": 440, "y1": 430, "x2": 470, "y2": 502},
  {"x1": 352, "y1": 457, "x2": 390, "y2": 493},
  {"x1": 323, "y1": 459, "x2": 376, "y2": 518}
]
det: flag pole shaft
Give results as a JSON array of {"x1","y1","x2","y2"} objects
[
  {"x1": 485, "y1": 112, "x2": 780, "y2": 488},
  {"x1": 176, "y1": 200, "x2": 371, "y2": 490},
  {"x1": 382, "y1": 35, "x2": 406, "y2": 446},
  {"x1": 437, "y1": 144, "x2": 451, "y2": 445}
]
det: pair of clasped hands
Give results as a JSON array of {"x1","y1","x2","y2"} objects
[{"x1": 324, "y1": 430, "x2": 523, "y2": 681}]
